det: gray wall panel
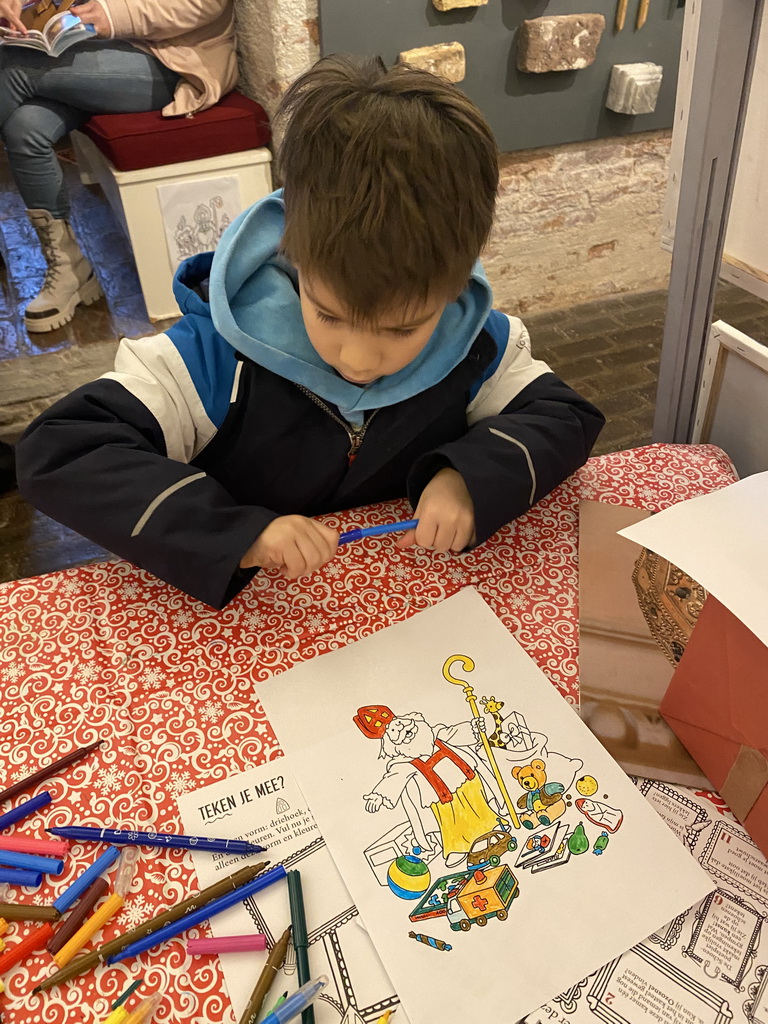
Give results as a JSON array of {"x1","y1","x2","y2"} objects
[{"x1": 319, "y1": 0, "x2": 685, "y2": 152}]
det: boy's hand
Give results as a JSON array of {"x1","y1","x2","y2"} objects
[
  {"x1": 396, "y1": 467, "x2": 475, "y2": 553},
  {"x1": 240, "y1": 515, "x2": 339, "y2": 578}
]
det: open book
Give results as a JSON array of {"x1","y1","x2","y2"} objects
[{"x1": 0, "y1": 11, "x2": 94, "y2": 56}]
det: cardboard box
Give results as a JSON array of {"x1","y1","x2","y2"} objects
[{"x1": 660, "y1": 595, "x2": 768, "y2": 856}]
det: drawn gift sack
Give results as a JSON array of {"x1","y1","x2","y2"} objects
[{"x1": 660, "y1": 596, "x2": 768, "y2": 857}]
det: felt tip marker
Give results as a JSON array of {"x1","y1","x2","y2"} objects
[
  {"x1": 259, "y1": 976, "x2": 328, "y2": 1024},
  {"x1": 338, "y1": 519, "x2": 418, "y2": 545}
]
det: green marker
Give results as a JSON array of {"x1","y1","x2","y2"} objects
[{"x1": 264, "y1": 992, "x2": 288, "y2": 1018}]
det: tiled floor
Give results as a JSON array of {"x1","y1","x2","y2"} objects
[{"x1": 1, "y1": 148, "x2": 768, "y2": 586}]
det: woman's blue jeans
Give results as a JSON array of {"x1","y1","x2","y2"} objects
[{"x1": 0, "y1": 40, "x2": 179, "y2": 218}]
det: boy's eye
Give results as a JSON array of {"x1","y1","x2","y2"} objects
[
  {"x1": 389, "y1": 328, "x2": 416, "y2": 338},
  {"x1": 316, "y1": 310, "x2": 340, "y2": 325}
]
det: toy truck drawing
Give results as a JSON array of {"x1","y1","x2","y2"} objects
[{"x1": 446, "y1": 865, "x2": 518, "y2": 932}]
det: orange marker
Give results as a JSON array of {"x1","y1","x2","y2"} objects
[
  {"x1": 53, "y1": 849, "x2": 138, "y2": 968},
  {"x1": 0, "y1": 922, "x2": 54, "y2": 973},
  {"x1": 0, "y1": 917, "x2": 7, "y2": 936}
]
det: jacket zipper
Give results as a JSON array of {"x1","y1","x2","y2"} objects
[{"x1": 294, "y1": 384, "x2": 378, "y2": 463}]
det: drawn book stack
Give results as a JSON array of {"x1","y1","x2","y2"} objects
[
  {"x1": 0, "y1": 11, "x2": 93, "y2": 56},
  {"x1": 252, "y1": 588, "x2": 715, "y2": 1024}
]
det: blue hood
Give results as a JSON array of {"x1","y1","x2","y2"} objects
[{"x1": 208, "y1": 190, "x2": 493, "y2": 424}]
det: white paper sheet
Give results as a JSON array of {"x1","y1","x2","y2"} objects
[
  {"x1": 157, "y1": 175, "x2": 241, "y2": 270},
  {"x1": 617, "y1": 472, "x2": 768, "y2": 648},
  {"x1": 526, "y1": 779, "x2": 768, "y2": 1024},
  {"x1": 258, "y1": 588, "x2": 714, "y2": 1024},
  {"x1": 177, "y1": 760, "x2": 403, "y2": 1023}
]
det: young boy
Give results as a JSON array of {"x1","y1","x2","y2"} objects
[{"x1": 17, "y1": 55, "x2": 604, "y2": 609}]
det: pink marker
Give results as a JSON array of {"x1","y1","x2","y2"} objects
[
  {"x1": 187, "y1": 934, "x2": 267, "y2": 954},
  {"x1": 0, "y1": 835, "x2": 70, "y2": 858}
]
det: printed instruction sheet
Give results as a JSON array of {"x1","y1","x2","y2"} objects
[
  {"x1": 177, "y1": 760, "x2": 402, "y2": 1023},
  {"x1": 526, "y1": 779, "x2": 768, "y2": 1024}
]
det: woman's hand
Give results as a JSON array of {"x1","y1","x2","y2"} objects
[
  {"x1": 0, "y1": 0, "x2": 27, "y2": 33},
  {"x1": 71, "y1": 0, "x2": 110, "y2": 36}
]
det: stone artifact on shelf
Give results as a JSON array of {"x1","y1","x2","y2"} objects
[
  {"x1": 606, "y1": 62, "x2": 663, "y2": 114},
  {"x1": 517, "y1": 14, "x2": 606, "y2": 73},
  {"x1": 432, "y1": 0, "x2": 486, "y2": 10},
  {"x1": 399, "y1": 41, "x2": 466, "y2": 83}
]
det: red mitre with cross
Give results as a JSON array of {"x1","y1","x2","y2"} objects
[{"x1": 354, "y1": 705, "x2": 395, "y2": 739}]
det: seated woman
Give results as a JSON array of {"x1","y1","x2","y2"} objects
[{"x1": 0, "y1": 0, "x2": 237, "y2": 332}]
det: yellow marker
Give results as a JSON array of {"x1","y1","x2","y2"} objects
[
  {"x1": 376, "y1": 1011, "x2": 395, "y2": 1024},
  {"x1": 100, "y1": 1008, "x2": 130, "y2": 1024},
  {"x1": 54, "y1": 848, "x2": 138, "y2": 967},
  {"x1": 0, "y1": 917, "x2": 7, "y2": 937},
  {"x1": 0, "y1": 938, "x2": 5, "y2": 953},
  {"x1": 0, "y1": 977, "x2": 5, "y2": 995}
]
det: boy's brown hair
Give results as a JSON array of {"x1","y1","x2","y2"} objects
[{"x1": 276, "y1": 54, "x2": 499, "y2": 324}]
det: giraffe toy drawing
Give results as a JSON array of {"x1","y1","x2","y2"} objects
[{"x1": 480, "y1": 696, "x2": 507, "y2": 748}]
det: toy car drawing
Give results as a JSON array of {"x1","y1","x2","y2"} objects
[{"x1": 467, "y1": 829, "x2": 518, "y2": 868}]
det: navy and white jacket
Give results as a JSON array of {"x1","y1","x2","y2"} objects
[{"x1": 17, "y1": 194, "x2": 604, "y2": 609}]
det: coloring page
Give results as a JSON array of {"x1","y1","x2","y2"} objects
[
  {"x1": 177, "y1": 761, "x2": 403, "y2": 1023},
  {"x1": 258, "y1": 588, "x2": 714, "y2": 1024},
  {"x1": 526, "y1": 780, "x2": 768, "y2": 1024}
]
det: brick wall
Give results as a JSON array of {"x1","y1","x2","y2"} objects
[{"x1": 234, "y1": 0, "x2": 672, "y2": 314}]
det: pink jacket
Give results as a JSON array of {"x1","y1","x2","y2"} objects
[{"x1": 100, "y1": 0, "x2": 238, "y2": 116}]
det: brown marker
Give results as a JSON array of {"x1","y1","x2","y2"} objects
[
  {"x1": 47, "y1": 876, "x2": 110, "y2": 955},
  {"x1": 238, "y1": 926, "x2": 292, "y2": 1024},
  {"x1": 33, "y1": 861, "x2": 269, "y2": 992},
  {"x1": 0, "y1": 903, "x2": 59, "y2": 923},
  {"x1": 0, "y1": 741, "x2": 103, "y2": 805}
]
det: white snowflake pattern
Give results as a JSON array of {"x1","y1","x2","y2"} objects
[
  {"x1": 61, "y1": 578, "x2": 81, "y2": 596},
  {"x1": 391, "y1": 565, "x2": 411, "y2": 580},
  {"x1": 324, "y1": 563, "x2": 343, "y2": 577},
  {"x1": 519, "y1": 523, "x2": 538, "y2": 539},
  {"x1": 244, "y1": 611, "x2": 266, "y2": 629},
  {"x1": 201, "y1": 701, "x2": 223, "y2": 723},
  {"x1": 95, "y1": 765, "x2": 125, "y2": 793},
  {"x1": 305, "y1": 614, "x2": 326, "y2": 631},
  {"x1": 1, "y1": 664, "x2": 22, "y2": 681},
  {"x1": 119, "y1": 894, "x2": 150, "y2": 928},
  {"x1": 509, "y1": 593, "x2": 529, "y2": 610},
  {"x1": 174, "y1": 610, "x2": 193, "y2": 626},
  {"x1": 140, "y1": 666, "x2": 165, "y2": 688},
  {"x1": 447, "y1": 567, "x2": 467, "y2": 582},
  {"x1": 76, "y1": 662, "x2": 100, "y2": 682},
  {"x1": 168, "y1": 771, "x2": 194, "y2": 796},
  {"x1": 120, "y1": 582, "x2": 140, "y2": 599}
]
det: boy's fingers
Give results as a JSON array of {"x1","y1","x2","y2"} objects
[
  {"x1": 395, "y1": 528, "x2": 417, "y2": 548},
  {"x1": 281, "y1": 539, "x2": 309, "y2": 578}
]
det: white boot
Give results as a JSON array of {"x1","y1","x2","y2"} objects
[{"x1": 24, "y1": 209, "x2": 103, "y2": 332}]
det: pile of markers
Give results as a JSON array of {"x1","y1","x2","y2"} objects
[{"x1": 0, "y1": 742, "x2": 334, "y2": 1024}]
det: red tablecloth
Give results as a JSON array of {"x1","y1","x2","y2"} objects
[{"x1": 0, "y1": 445, "x2": 737, "y2": 1023}]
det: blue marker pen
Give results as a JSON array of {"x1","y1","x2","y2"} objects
[{"x1": 338, "y1": 519, "x2": 418, "y2": 545}]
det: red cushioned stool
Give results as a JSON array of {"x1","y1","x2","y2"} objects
[{"x1": 70, "y1": 91, "x2": 273, "y2": 321}]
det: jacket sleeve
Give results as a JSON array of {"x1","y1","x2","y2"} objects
[
  {"x1": 407, "y1": 313, "x2": 605, "y2": 546},
  {"x1": 16, "y1": 324, "x2": 277, "y2": 609},
  {"x1": 100, "y1": 0, "x2": 231, "y2": 41}
]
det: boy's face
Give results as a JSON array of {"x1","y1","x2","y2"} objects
[{"x1": 299, "y1": 273, "x2": 447, "y2": 385}]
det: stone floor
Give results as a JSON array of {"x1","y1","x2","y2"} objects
[{"x1": 1, "y1": 149, "x2": 768, "y2": 586}]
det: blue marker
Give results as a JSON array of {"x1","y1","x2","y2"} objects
[
  {"x1": 258, "y1": 976, "x2": 328, "y2": 1024},
  {"x1": 0, "y1": 866, "x2": 43, "y2": 887},
  {"x1": 0, "y1": 791, "x2": 52, "y2": 832},
  {"x1": 0, "y1": 849, "x2": 64, "y2": 875},
  {"x1": 53, "y1": 845, "x2": 121, "y2": 914},
  {"x1": 107, "y1": 864, "x2": 287, "y2": 964},
  {"x1": 338, "y1": 519, "x2": 418, "y2": 545}
]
